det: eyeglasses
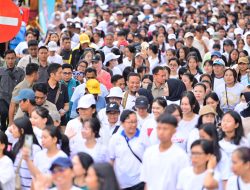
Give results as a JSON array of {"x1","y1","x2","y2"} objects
[
  {"x1": 63, "y1": 72, "x2": 72, "y2": 75},
  {"x1": 51, "y1": 167, "x2": 68, "y2": 174}
]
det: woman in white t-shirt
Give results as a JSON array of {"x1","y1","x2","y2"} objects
[
  {"x1": 177, "y1": 91, "x2": 199, "y2": 151},
  {"x1": 215, "y1": 68, "x2": 245, "y2": 112},
  {"x1": 72, "y1": 118, "x2": 108, "y2": 163},
  {"x1": 11, "y1": 117, "x2": 42, "y2": 190},
  {"x1": 177, "y1": 139, "x2": 221, "y2": 190},
  {"x1": 30, "y1": 107, "x2": 54, "y2": 145},
  {"x1": 142, "y1": 97, "x2": 167, "y2": 144},
  {"x1": 0, "y1": 131, "x2": 15, "y2": 190},
  {"x1": 219, "y1": 111, "x2": 249, "y2": 161},
  {"x1": 226, "y1": 147, "x2": 250, "y2": 190}
]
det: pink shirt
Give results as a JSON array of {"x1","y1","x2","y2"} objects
[{"x1": 97, "y1": 69, "x2": 112, "y2": 90}]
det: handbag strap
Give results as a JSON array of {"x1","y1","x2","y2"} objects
[
  {"x1": 112, "y1": 126, "x2": 120, "y2": 135},
  {"x1": 237, "y1": 177, "x2": 241, "y2": 190},
  {"x1": 15, "y1": 157, "x2": 23, "y2": 174},
  {"x1": 225, "y1": 84, "x2": 230, "y2": 108},
  {"x1": 55, "y1": 82, "x2": 61, "y2": 104},
  {"x1": 124, "y1": 136, "x2": 142, "y2": 163}
]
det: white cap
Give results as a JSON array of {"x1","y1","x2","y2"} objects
[
  {"x1": 74, "y1": 17, "x2": 81, "y2": 23},
  {"x1": 234, "y1": 28, "x2": 243, "y2": 36},
  {"x1": 184, "y1": 32, "x2": 194, "y2": 38},
  {"x1": 168, "y1": 34, "x2": 176, "y2": 40},
  {"x1": 104, "y1": 53, "x2": 120, "y2": 66},
  {"x1": 66, "y1": 18, "x2": 74, "y2": 23},
  {"x1": 75, "y1": 23, "x2": 81, "y2": 29},
  {"x1": 209, "y1": 17, "x2": 218, "y2": 24},
  {"x1": 77, "y1": 94, "x2": 96, "y2": 109},
  {"x1": 143, "y1": 4, "x2": 151, "y2": 10},
  {"x1": 107, "y1": 87, "x2": 123, "y2": 98},
  {"x1": 207, "y1": 28, "x2": 215, "y2": 36},
  {"x1": 48, "y1": 41, "x2": 58, "y2": 51}
]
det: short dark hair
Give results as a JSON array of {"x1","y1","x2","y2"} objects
[
  {"x1": 26, "y1": 63, "x2": 39, "y2": 75},
  {"x1": 127, "y1": 72, "x2": 140, "y2": 81},
  {"x1": 38, "y1": 46, "x2": 48, "y2": 51},
  {"x1": 62, "y1": 36, "x2": 71, "y2": 41},
  {"x1": 120, "y1": 109, "x2": 136, "y2": 123},
  {"x1": 152, "y1": 66, "x2": 164, "y2": 75},
  {"x1": 111, "y1": 74, "x2": 124, "y2": 84},
  {"x1": 156, "y1": 113, "x2": 178, "y2": 127},
  {"x1": 85, "y1": 67, "x2": 97, "y2": 76},
  {"x1": 33, "y1": 83, "x2": 48, "y2": 94},
  {"x1": 4, "y1": 49, "x2": 16, "y2": 57},
  {"x1": 62, "y1": 63, "x2": 73, "y2": 71},
  {"x1": 28, "y1": 40, "x2": 38, "y2": 47},
  {"x1": 47, "y1": 63, "x2": 62, "y2": 77}
]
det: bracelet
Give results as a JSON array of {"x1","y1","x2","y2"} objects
[{"x1": 207, "y1": 169, "x2": 214, "y2": 175}]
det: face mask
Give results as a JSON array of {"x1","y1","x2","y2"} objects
[
  {"x1": 227, "y1": 32, "x2": 234, "y2": 40},
  {"x1": 89, "y1": 13, "x2": 95, "y2": 18},
  {"x1": 127, "y1": 39, "x2": 133, "y2": 43}
]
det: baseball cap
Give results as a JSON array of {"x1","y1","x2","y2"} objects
[
  {"x1": 77, "y1": 94, "x2": 96, "y2": 109},
  {"x1": 116, "y1": 11, "x2": 123, "y2": 15},
  {"x1": 135, "y1": 96, "x2": 149, "y2": 109},
  {"x1": 168, "y1": 34, "x2": 176, "y2": 40},
  {"x1": 213, "y1": 58, "x2": 225, "y2": 66},
  {"x1": 223, "y1": 39, "x2": 234, "y2": 46},
  {"x1": 48, "y1": 41, "x2": 58, "y2": 51},
  {"x1": 107, "y1": 87, "x2": 123, "y2": 98},
  {"x1": 211, "y1": 51, "x2": 222, "y2": 58},
  {"x1": 184, "y1": 32, "x2": 194, "y2": 38},
  {"x1": 86, "y1": 79, "x2": 101, "y2": 94},
  {"x1": 234, "y1": 28, "x2": 243, "y2": 36},
  {"x1": 207, "y1": 28, "x2": 215, "y2": 36},
  {"x1": 14, "y1": 89, "x2": 35, "y2": 102},
  {"x1": 50, "y1": 157, "x2": 73, "y2": 171},
  {"x1": 238, "y1": 57, "x2": 249, "y2": 64},
  {"x1": 92, "y1": 54, "x2": 101, "y2": 62},
  {"x1": 213, "y1": 32, "x2": 220, "y2": 41},
  {"x1": 104, "y1": 53, "x2": 120, "y2": 66},
  {"x1": 199, "y1": 105, "x2": 217, "y2": 116},
  {"x1": 79, "y1": 33, "x2": 90, "y2": 44},
  {"x1": 143, "y1": 4, "x2": 151, "y2": 10},
  {"x1": 106, "y1": 102, "x2": 120, "y2": 113}
]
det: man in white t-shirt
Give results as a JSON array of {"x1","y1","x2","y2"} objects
[
  {"x1": 212, "y1": 58, "x2": 226, "y2": 91},
  {"x1": 140, "y1": 114, "x2": 189, "y2": 190}
]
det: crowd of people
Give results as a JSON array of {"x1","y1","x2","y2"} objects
[{"x1": 1, "y1": 0, "x2": 250, "y2": 190}]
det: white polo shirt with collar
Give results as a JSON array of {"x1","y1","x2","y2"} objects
[{"x1": 109, "y1": 129, "x2": 147, "y2": 189}]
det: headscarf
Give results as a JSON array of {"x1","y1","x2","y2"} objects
[
  {"x1": 166, "y1": 78, "x2": 186, "y2": 101},
  {"x1": 240, "y1": 92, "x2": 250, "y2": 118}
]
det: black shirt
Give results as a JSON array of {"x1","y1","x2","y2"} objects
[
  {"x1": 60, "y1": 49, "x2": 71, "y2": 64},
  {"x1": 37, "y1": 65, "x2": 49, "y2": 83},
  {"x1": 47, "y1": 82, "x2": 69, "y2": 111}
]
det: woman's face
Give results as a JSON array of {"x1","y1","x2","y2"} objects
[
  {"x1": 77, "y1": 62, "x2": 87, "y2": 72},
  {"x1": 203, "y1": 62, "x2": 213, "y2": 74},
  {"x1": 221, "y1": 114, "x2": 238, "y2": 134},
  {"x1": 238, "y1": 61, "x2": 248, "y2": 72},
  {"x1": 72, "y1": 155, "x2": 86, "y2": 177},
  {"x1": 199, "y1": 129, "x2": 212, "y2": 140},
  {"x1": 181, "y1": 97, "x2": 192, "y2": 114},
  {"x1": 191, "y1": 145, "x2": 209, "y2": 168},
  {"x1": 81, "y1": 121, "x2": 95, "y2": 139},
  {"x1": 152, "y1": 102, "x2": 165, "y2": 119},
  {"x1": 179, "y1": 48, "x2": 186, "y2": 59},
  {"x1": 135, "y1": 56, "x2": 143, "y2": 67},
  {"x1": 84, "y1": 52, "x2": 93, "y2": 64},
  {"x1": 142, "y1": 78, "x2": 152, "y2": 88},
  {"x1": 157, "y1": 33, "x2": 165, "y2": 43},
  {"x1": 123, "y1": 113, "x2": 138, "y2": 136},
  {"x1": 78, "y1": 107, "x2": 95, "y2": 121},
  {"x1": 237, "y1": 40, "x2": 245, "y2": 49},
  {"x1": 30, "y1": 111, "x2": 47, "y2": 129},
  {"x1": 86, "y1": 167, "x2": 99, "y2": 190},
  {"x1": 230, "y1": 50, "x2": 238, "y2": 61},
  {"x1": 224, "y1": 70, "x2": 235, "y2": 85},
  {"x1": 202, "y1": 113, "x2": 215, "y2": 124},
  {"x1": 11, "y1": 124, "x2": 21, "y2": 139},
  {"x1": 171, "y1": 110, "x2": 182, "y2": 123},
  {"x1": 50, "y1": 33, "x2": 59, "y2": 43},
  {"x1": 93, "y1": 33, "x2": 100, "y2": 42},
  {"x1": 193, "y1": 85, "x2": 206, "y2": 102},
  {"x1": 231, "y1": 151, "x2": 249, "y2": 176},
  {"x1": 188, "y1": 58, "x2": 198, "y2": 70},
  {"x1": 41, "y1": 129, "x2": 56, "y2": 149},
  {"x1": 181, "y1": 75, "x2": 192, "y2": 90},
  {"x1": 205, "y1": 97, "x2": 218, "y2": 111},
  {"x1": 169, "y1": 60, "x2": 179, "y2": 73}
]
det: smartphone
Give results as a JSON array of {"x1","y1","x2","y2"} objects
[{"x1": 24, "y1": 135, "x2": 33, "y2": 151}]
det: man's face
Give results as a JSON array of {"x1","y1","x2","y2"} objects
[
  {"x1": 62, "y1": 68, "x2": 73, "y2": 82},
  {"x1": 127, "y1": 76, "x2": 140, "y2": 93},
  {"x1": 52, "y1": 67, "x2": 62, "y2": 82},
  {"x1": 107, "y1": 111, "x2": 120, "y2": 124},
  {"x1": 154, "y1": 70, "x2": 167, "y2": 85},
  {"x1": 26, "y1": 33, "x2": 35, "y2": 42},
  {"x1": 35, "y1": 91, "x2": 47, "y2": 106},
  {"x1": 213, "y1": 64, "x2": 224, "y2": 76},
  {"x1": 85, "y1": 72, "x2": 96, "y2": 80},
  {"x1": 157, "y1": 123, "x2": 176, "y2": 143},
  {"x1": 63, "y1": 39, "x2": 71, "y2": 50},
  {"x1": 19, "y1": 99, "x2": 29, "y2": 112},
  {"x1": 28, "y1": 45, "x2": 38, "y2": 57},
  {"x1": 52, "y1": 166, "x2": 74, "y2": 188},
  {"x1": 103, "y1": 12, "x2": 110, "y2": 21},
  {"x1": 185, "y1": 37, "x2": 194, "y2": 47},
  {"x1": 5, "y1": 53, "x2": 16, "y2": 68},
  {"x1": 246, "y1": 35, "x2": 250, "y2": 46},
  {"x1": 105, "y1": 35, "x2": 114, "y2": 47},
  {"x1": 92, "y1": 61, "x2": 102, "y2": 72},
  {"x1": 38, "y1": 49, "x2": 48, "y2": 62}
]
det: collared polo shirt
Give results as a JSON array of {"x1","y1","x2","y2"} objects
[
  {"x1": 151, "y1": 82, "x2": 169, "y2": 99},
  {"x1": 11, "y1": 78, "x2": 33, "y2": 103}
]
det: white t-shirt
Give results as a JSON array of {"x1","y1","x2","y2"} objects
[
  {"x1": 112, "y1": 66, "x2": 122, "y2": 75},
  {"x1": 109, "y1": 130, "x2": 147, "y2": 188},
  {"x1": 148, "y1": 56, "x2": 159, "y2": 74},
  {"x1": 140, "y1": 117, "x2": 157, "y2": 145},
  {"x1": 47, "y1": 54, "x2": 64, "y2": 65},
  {"x1": 213, "y1": 77, "x2": 225, "y2": 91},
  {"x1": 123, "y1": 93, "x2": 136, "y2": 110},
  {"x1": 0, "y1": 155, "x2": 15, "y2": 190},
  {"x1": 50, "y1": 186, "x2": 81, "y2": 190},
  {"x1": 14, "y1": 41, "x2": 28, "y2": 55},
  {"x1": 174, "y1": 114, "x2": 199, "y2": 151},
  {"x1": 177, "y1": 166, "x2": 222, "y2": 190},
  {"x1": 215, "y1": 83, "x2": 245, "y2": 111},
  {"x1": 72, "y1": 141, "x2": 109, "y2": 163},
  {"x1": 140, "y1": 144, "x2": 189, "y2": 190},
  {"x1": 226, "y1": 175, "x2": 250, "y2": 190},
  {"x1": 136, "y1": 113, "x2": 153, "y2": 130},
  {"x1": 34, "y1": 150, "x2": 68, "y2": 174}
]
